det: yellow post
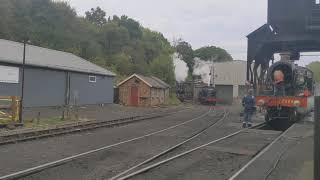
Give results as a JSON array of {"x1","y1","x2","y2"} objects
[{"x1": 11, "y1": 96, "x2": 18, "y2": 122}]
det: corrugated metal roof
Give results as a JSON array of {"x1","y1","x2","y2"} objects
[
  {"x1": 117, "y1": 74, "x2": 170, "y2": 89},
  {"x1": 138, "y1": 74, "x2": 170, "y2": 88},
  {"x1": 0, "y1": 39, "x2": 115, "y2": 76},
  {"x1": 151, "y1": 76, "x2": 170, "y2": 88}
]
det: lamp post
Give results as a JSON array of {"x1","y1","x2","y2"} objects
[{"x1": 19, "y1": 40, "x2": 27, "y2": 124}]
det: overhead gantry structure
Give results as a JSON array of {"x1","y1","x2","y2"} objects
[{"x1": 247, "y1": 0, "x2": 320, "y2": 88}]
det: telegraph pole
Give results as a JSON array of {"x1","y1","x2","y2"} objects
[
  {"x1": 209, "y1": 56, "x2": 215, "y2": 87},
  {"x1": 19, "y1": 40, "x2": 27, "y2": 124},
  {"x1": 315, "y1": 96, "x2": 320, "y2": 180}
]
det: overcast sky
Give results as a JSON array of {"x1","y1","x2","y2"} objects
[{"x1": 62, "y1": 0, "x2": 317, "y2": 66}]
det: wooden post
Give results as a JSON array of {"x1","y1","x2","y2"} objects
[
  {"x1": 315, "y1": 96, "x2": 320, "y2": 180},
  {"x1": 11, "y1": 96, "x2": 18, "y2": 122},
  {"x1": 37, "y1": 112, "x2": 40, "y2": 124}
]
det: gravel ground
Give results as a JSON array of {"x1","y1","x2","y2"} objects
[
  {"x1": 8, "y1": 105, "x2": 282, "y2": 180},
  {"x1": 266, "y1": 136, "x2": 313, "y2": 180},
  {"x1": 16, "y1": 106, "x2": 220, "y2": 180},
  {"x1": 0, "y1": 106, "x2": 210, "y2": 177},
  {"x1": 0, "y1": 104, "x2": 187, "y2": 135},
  {"x1": 22, "y1": 104, "x2": 187, "y2": 121}
]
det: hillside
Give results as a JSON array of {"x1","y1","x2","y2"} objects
[{"x1": 0, "y1": 0, "x2": 233, "y2": 86}]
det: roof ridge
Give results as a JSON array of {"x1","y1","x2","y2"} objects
[
  {"x1": 0, "y1": 39, "x2": 115, "y2": 76},
  {"x1": 0, "y1": 38, "x2": 75, "y2": 55}
]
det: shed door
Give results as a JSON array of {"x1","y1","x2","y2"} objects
[{"x1": 131, "y1": 86, "x2": 139, "y2": 106}]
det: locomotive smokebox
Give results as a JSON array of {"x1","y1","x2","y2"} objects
[{"x1": 267, "y1": 61, "x2": 293, "y2": 84}]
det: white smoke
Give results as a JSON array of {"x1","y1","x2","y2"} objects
[
  {"x1": 173, "y1": 53, "x2": 189, "y2": 82},
  {"x1": 193, "y1": 58, "x2": 212, "y2": 85}
]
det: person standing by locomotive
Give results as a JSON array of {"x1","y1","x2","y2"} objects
[
  {"x1": 274, "y1": 70, "x2": 285, "y2": 96},
  {"x1": 242, "y1": 89, "x2": 255, "y2": 128}
]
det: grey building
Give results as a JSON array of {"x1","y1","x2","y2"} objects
[
  {"x1": 0, "y1": 39, "x2": 115, "y2": 107},
  {"x1": 214, "y1": 60, "x2": 247, "y2": 104}
]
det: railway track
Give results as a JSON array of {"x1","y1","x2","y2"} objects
[
  {"x1": 228, "y1": 123, "x2": 295, "y2": 180},
  {"x1": 110, "y1": 121, "x2": 267, "y2": 180},
  {"x1": 0, "y1": 107, "x2": 219, "y2": 180},
  {"x1": 0, "y1": 107, "x2": 189, "y2": 146},
  {"x1": 110, "y1": 122, "x2": 291, "y2": 180}
]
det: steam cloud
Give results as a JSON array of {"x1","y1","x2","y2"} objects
[
  {"x1": 193, "y1": 58, "x2": 212, "y2": 85},
  {"x1": 173, "y1": 53, "x2": 189, "y2": 82}
]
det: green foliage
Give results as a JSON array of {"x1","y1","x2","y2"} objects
[
  {"x1": 194, "y1": 46, "x2": 233, "y2": 62},
  {"x1": 175, "y1": 41, "x2": 194, "y2": 73},
  {"x1": 118, "y1": 15, "x2": 142, "y2": 39},
  {"x1": 85, "y1": 7, "x2": 107, "y2": 27},
  {"x1": 150, "y1": 55, "x2": 176, "y2": 88},
  {"x1": 0, "y1": 0, "x2": 233, "y2": 91},
  {"x1": 307, "y1": 61, "x2": 320, "y2": 82},
  {"x1": 99, "y1": 22, "x2": 130, "y2": 54},
  {"x1": 0, "y1": 0, "x2": 175, "y2": 86},
  {"x1": 166, "y1": 93, "x2": 181, "y2": 105}
]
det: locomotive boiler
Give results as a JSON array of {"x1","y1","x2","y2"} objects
[{"x1": 256, "y1": 61, "x2": 314, "y2": 129}]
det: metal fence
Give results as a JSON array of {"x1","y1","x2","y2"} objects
[{"x1": 0, "y1": 96, "x2": 20, "y2": 123}]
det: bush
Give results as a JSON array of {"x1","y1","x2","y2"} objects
[{"x1": 167, "y1": 93, "x2": 181, "y2": 106}]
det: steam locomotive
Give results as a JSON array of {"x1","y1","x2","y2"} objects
[
  {"x1": 256, "y1": 61, "x2": 314, "y2": 129},
  {"x1": 198, "y1": 86, "x2": 217, "y2": 105}
]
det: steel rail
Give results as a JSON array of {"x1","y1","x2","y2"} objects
[
  {"x1": 228, "y1": 123, "x2": 296, "y2": 180},
  {"x1": 109, "y1": 110, "x2": 229, "y2": 180},
  {"x1": 0, "y1": 108, "x2": 189, "y2": 145},
  {"x1": 116, "y1": 122, "x2": 266, "y2": 180},
  {"x1": 0, "y1": 108, "x2": 214, "y2": 180}
]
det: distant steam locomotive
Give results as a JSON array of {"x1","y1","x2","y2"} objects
[
  {"x1": 198, "y1": 86, "x2": 217, "y2": 105},
  {"x1": 256, "y1": 61, "x2": 314, "y2": 129},
  {"x1": 176, "y1": 82, "x2": 217, "y2": 105}
]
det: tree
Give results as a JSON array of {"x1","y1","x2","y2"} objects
[
  {"x1": 175, "y1": 41, "x2": 194, "y2": 73},
  {"x1": 0, "y1": 1, "x2": 176, "y2": 86},
  {"x1": 307, "y1": 61, "x2": 320, "y2": 83},
  {"x1": 142, "y1": 28, "x2": 173, "y2": 64},
  {"x1": 150, "y1": 55, "x2": 175, "y2": 88},
  {"x1": 194, "y1": 46, "x2": 233, "y2": 62},
  {"x1": 0, "y1": 0, "x2": 14, "y2": 39},
  {"x1": 119, "y1": 15, "x2": 142, "y2": 39},
  {"x1": 85, "y1": 7, "x2": 107, "y2": 27},
  {"x1": 99, "y1": 23, "x2": 129, "y2": 54}
]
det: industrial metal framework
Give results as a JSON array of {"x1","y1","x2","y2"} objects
[{"x1": 247, "y1": 0, "x2": 320, "y2": 91}]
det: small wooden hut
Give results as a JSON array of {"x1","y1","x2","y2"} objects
[{"x1": 117, "y1": 74, "x2": 170, "y2": 107}]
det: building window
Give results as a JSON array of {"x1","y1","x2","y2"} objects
[
  {"x1": 89, "y1": 75, "x2": 97, "y2": 83},
  {"x1": 316, "y1": 0, "x2": 320, "y2": 4}
]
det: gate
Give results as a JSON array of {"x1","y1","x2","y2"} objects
[{"x1": 0, "y1": 96, "x2": 20, "y2": 123}]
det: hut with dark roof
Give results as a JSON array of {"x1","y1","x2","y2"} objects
[{"x1": 117, "y1": 74, "x2": 170, "y2": 106}]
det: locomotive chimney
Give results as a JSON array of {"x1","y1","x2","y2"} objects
[{"x1": 280, "y1": 52, "x2": 291, "y2": 61}]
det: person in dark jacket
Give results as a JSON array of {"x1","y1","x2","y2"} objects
[{"x1": 242, "y1": 89, "x2": 255, "y2": 128}]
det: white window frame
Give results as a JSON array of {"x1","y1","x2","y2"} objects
[{"x1": 89, "y1": 75, "x2": 97, "y2": 83}]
